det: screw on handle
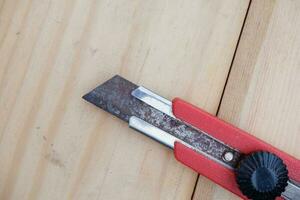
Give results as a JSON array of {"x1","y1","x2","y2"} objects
[{"x1": 236, "y1": 151, "x2": 289, "y2": 200}]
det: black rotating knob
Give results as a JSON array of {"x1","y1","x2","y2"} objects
[{"x1": 236, "y1": 151, "x2": 289, "y2": 200}]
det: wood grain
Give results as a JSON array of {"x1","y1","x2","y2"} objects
[
  {"x1": 0, "y1": 0, "x2": 249, "y2": 199},
  {"x1": 193, "y1": 0, "x2": 300, "y2": 199}
]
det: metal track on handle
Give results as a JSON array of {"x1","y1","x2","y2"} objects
[
  {"x1": 131, "y1": 86, "x2": 175, "y2": 118},
  {"x1": 129, "y1": 116, "x2": 178, "y2": 149},
  {"x1": 282, "y1": 180, "x2": 300, "y2": 200}
]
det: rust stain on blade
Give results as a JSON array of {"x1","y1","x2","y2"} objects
[
  {"x1": 83, "y1": 75, "x2": 241, "y2": 168},
  {"x1": 83, "y1": 75, "x2": 139, "y2": 122}
]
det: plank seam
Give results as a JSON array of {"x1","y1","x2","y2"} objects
[
  {"x1": 216, "y1": 0, "x2": 252, "y2": 116},
  {"x1": 191, "y1": 0, "x2": 252, "y2": 199}
]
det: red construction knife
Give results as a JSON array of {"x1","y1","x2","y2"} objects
[{"x1": 83, "y1": 75, "x2": 300, "y2": 200}]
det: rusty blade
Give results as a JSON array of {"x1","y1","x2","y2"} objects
[
  {"x1": 82, "y1": 75, "x2": 241, "y2": 168},
  {"x1": 83, "y1": 75, "x2": 139, "y2": 122}
]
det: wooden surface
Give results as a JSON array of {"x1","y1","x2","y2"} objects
[{"x1": 0, "y1": 0, "x2": 299, "y2": 200}]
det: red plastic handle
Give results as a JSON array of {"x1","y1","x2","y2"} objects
[{"x1": 172, "y1": 98, "x2": 300, "y2": 199}]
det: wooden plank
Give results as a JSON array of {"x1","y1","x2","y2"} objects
[
  {"x1": 0, "y1": 0, "x2": 249, "y2": 199},
  {"x1": 193, "y1": 0, "x2": 300, "y2": 199}
]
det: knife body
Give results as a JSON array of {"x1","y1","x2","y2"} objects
[{"x1": 83, "y1": 75, "x2": 300, "y2": 200}]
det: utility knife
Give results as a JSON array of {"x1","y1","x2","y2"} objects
[{"x1": 83, "y1": 75, "x2": 300, "y2": 200}]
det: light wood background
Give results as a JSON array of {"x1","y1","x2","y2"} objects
[{"x1": 0, "y1": 0, "x2": 299, "y2": 200}]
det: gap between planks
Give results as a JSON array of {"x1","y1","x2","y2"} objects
[{"x1": 191, "y1": 0, "x2": 253, "y2": 199}]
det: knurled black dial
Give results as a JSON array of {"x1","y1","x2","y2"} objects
[{"x1": 236, "y1": 151, "x2": 289, "y2": 200}]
